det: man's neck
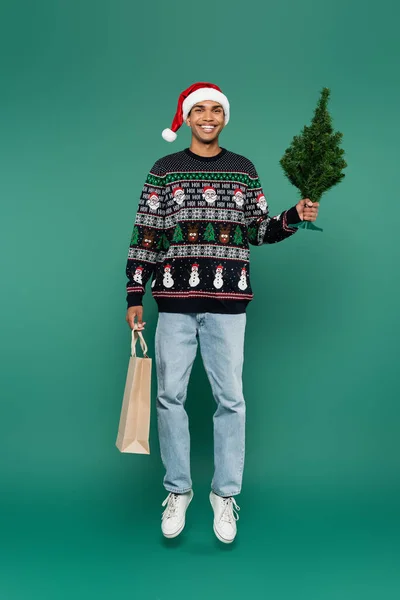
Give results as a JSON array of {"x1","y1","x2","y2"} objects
[{"x1": 189, "y1": 138, "x2": 222, "y2": 157}]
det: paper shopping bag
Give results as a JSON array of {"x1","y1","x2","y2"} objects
[{"x1": 116, "y1": 327, "x2": 152, "y2": 454}]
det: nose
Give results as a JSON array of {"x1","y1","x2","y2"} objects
[{"x1": 202, "y1": 110, "x2": 216, "y2": 122}]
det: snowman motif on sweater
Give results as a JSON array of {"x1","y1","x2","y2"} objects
[
  {"x1": 213, "y1": 265, "x2": 224, "y2": 290},
  {"x1": 133, "y1": 266, "x2": 144, "y2": 285},
  {"x1": 147, "y1": 192, "x2": 160, "y2": 211},
  {"x1": 189, "y1": 263, "x2": 200, "y2": 288},
  {"x1": 238, "y1": 267, "x2": 248, "y2": 291},
  {"x1": 163, "y1": 264, "x2": 174, "y2": 288}
]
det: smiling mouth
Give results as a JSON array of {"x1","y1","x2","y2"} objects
[{"x1": 199, "y1": 125, "x2": 217, "y2": 133}]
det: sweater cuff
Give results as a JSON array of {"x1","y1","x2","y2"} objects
[
  {"x1": 127, "y1": 293, "x2": 143, "y2": 308},
  {"x1": 285, "y1": 205, "x2": 301, "y2": 226}
]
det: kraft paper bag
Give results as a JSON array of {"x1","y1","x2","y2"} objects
[{"x1": 116, "y1": 327, "x2": 152, "y2": 454}]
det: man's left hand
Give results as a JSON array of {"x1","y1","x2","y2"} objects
[{"x1": 296, "y1": 198, "x2": 320, "y2": 221}]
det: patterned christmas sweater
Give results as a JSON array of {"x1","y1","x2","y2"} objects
[{"x1": 126, "y1": 148, "x2": 301, "y2": 314}]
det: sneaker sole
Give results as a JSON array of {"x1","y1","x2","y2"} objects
[
  {"x1": 162, "y1": 520, "x2": 185, "y2": 539},
  {"x1": 162, "y1": 493, "x2": 193, "y2": 539},
  {"x1": 213, "y1": 523, "x2": 235, "y2": 544}
]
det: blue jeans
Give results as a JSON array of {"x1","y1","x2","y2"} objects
[{"x1": 155, "y1": 312, "x2": 246, "y2": 498}]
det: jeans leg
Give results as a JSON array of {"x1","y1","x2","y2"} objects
[
  {"x1": 198, "y1": 313, "x2": 246, "y2": 497},
  {"x1": 155, "y1": 312, "x2": 198, "y2": 493}
]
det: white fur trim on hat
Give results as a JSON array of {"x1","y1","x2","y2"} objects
[
  {"x1": 162, "y1": 128, "x2": 177, "y2": 142},
  {"x1": 182, "y1": 88, "x2": 230, "y2": 124}
]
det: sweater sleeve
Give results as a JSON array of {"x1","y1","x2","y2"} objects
[
  {"x1": 244, "y1": 162, "x2": 301, "y2": 246},
  {"x1": 125, "y1": 160, "x2": 166, "y2": 307}
]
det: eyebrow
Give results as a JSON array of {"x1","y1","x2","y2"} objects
[{"x1": 192, "y1": 104, "x2": 223, "y2": 109}]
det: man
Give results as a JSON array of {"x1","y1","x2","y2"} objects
[{"x1": 125, "y1": 82, "x2": 319, "y2": 544}]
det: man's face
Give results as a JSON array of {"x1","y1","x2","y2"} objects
[{"x1": 186, "y1": 100, "x2": 225, "y2": 144}]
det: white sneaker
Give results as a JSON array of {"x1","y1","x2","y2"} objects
[
  {"x1": 161, "y1": 491, "x2": 193, "y2": 538},
  {"x1": 210, "y1": 491, "x2": 240, "y2": 544}
]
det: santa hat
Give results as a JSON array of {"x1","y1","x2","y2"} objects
[
  {"x1": 162, "y1": 82, "x2": 230, "y2": 142},
  {"x1": 256, "y1": 193, "x2": 266, "y2": 202},
  {"x1": 234, "y1": 188, "x2": 243, "y2": 195},
  {"x1": 149, "y1": 192, "x2": 159, "y2": 200},
  {"x1": 192, "y1": 263, "x2": 199, "y2": 269},
  {"x1": 173, "y1": 187, "x2": 184, "y2": 195},
  {"x1": 216, "y1": 264, "x2": 223, "y2": 271},
  {"x1": 165, "y1": 264, "x2": 171, "y2": 270},
  {"x1": 203, "y1": 186, "x2": 215, "y2": 194},
  {"x1": 135, "y1": 266, "x2": 144, "y2": 272}
]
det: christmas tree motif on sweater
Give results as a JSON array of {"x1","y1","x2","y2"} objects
[
  {"x1": 202, "y1": 186, "x2": 217, "y2": 204},
  {"x1": 163, "y1": 264, "x2": 174, "y2": 288},
  {"x1": 213, "y1": 265, "x2": 224, "y2": 289},
  {"x1": 147, "y1": 192, "x2": 160, "y2": 211},
  {"x1": 130, "y1": 226, "x2": 139, "y2": 245},
  {"x1": 142, "y1": 228, "x2": 155, "y2": 248},
  {"x1": 233, "y1": 188, "x2": 244, "y2": 207},
  {"x1": 238, "y1": 266, "x2": 248, "y2": 291},
  {"x1": 204, "y1": 223, "x2": 216, "y2": 242},
  {"x1": 157, "y1": 233, "x2": 170, "y2": 251},
  {"x1": 187, "y1": 223, "x2": 199, "y2": 242},
  {"x1": 233, "y1": 225, "x2": 243, "y2": 245},
  {"x1": 247, "y1": 226, "x2": 257, "y2": 242},
  {"x1": 172, "y1": 187, "x2": 186, "y2": 205},
  {"x1": 188, "y1": 263, "x2": 200, "y2": 287},
  {"x1": 172, "y1": 223, "x2": 184, "y2": 243},
  {"x1": 256, "y1": 193, "x2": 267, "y2": 212},
  {"x1": 219, "y1": 224, "x2": 231, "y2": 244}
]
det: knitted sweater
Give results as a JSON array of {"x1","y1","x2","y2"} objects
[{"x1": 126, "y1": 148, "x2": 301, "y2": 314}]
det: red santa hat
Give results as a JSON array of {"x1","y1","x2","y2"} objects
[
  {"x1": 164, "y1": 264, "x2": 171, "y2": 270},
  {"x1": 173, "y1": 187, "x2": 184, "y2": 195},
  {"x1": 256, "y1": 193, "x2": 266, "y2": 202},
  {"x1": 149, "y1": 192, "x2": 159, "y2": 200},
  {"x1": 216, "y1": 264, "x2": 223, "y2": 271},
  {"x1": 203, "y1": 186, "x2": 215, "y2": 194},
  {"x1": 162, "y1": 82, "x2": 230, "y2": 142},
  {"x1": 234, "y1": 188, "x2": 243, "y2": 195},
  {"x1": 135, "y1": 266, "x2": 144, "y2": 272},
  {"x1": 192, "y1": 263, "x2": 199, "y2": 269}
]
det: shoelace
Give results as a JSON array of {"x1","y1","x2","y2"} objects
[
  {"x1": 220, "y1": 497, "x2": 240, "y2": 524},
  {"x1": 161, "y1": 493, "x2": 180, "y2": 520}
]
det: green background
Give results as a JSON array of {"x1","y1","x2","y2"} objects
[{"x1": 1, "y1": 0, "x2": 399, "y2": 598}]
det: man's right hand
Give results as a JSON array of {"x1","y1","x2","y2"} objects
[{"x1": 126, "y1": 306, "x2": 146, "y2": 330}]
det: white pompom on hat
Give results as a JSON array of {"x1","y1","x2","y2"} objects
[{"x1": 162, "y1": 82, "x2": 230, "y2": 142}]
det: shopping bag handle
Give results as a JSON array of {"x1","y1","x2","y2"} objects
[{"x1": 131, "y1": 326, "x2": 149, "y2": 358}]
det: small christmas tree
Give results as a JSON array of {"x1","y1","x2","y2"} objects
[
  {"x1": 130, "y1": 225, "x2": 139, "y2": 245},
  {"x1": 204, "y1": 223, "x2": 216, "y2": 242},
  {"x1": 280, "y1": 87, "x2": 347, "y2": 232},
  {"x1": 172, "y1": 224, "x2": 184, "y2": 243},
  {"x1": 157, "y1": 233, "x2": 170, "y2": 251},
  {"x1": 233, "y1": 225, "x2": 243, "y2": 245},
  {"x1": 247, "y1": 226, "x2": 257, "y2": 242}
]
